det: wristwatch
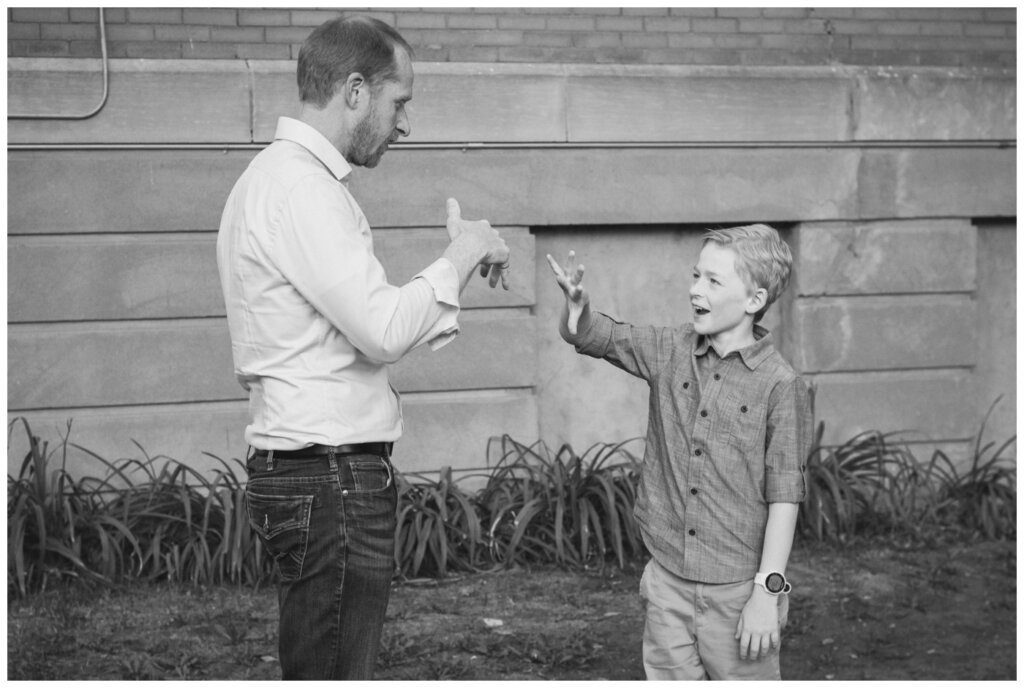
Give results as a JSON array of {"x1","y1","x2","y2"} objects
[{"x1": 754, "y1": 571, "x2": 791, "y2": 595}]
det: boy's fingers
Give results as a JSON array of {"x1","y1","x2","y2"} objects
[
  {"x1": 545, "y1": 253, "x2": 564, "y2": 277},
  {"x1": 738, "y1": 632, "x2": 751, "y2": 659}
]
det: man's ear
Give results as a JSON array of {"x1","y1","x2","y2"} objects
[
  {"x1": 341, "y1": 72, "x2": 367, "y2": 109},
  {"x1": 747, "y1": 287, "x2": 768, "y2": 315}
]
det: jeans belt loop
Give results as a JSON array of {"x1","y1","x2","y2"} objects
[{"x1": 266, "y1": 449, "x2": 275, "y2": 471}]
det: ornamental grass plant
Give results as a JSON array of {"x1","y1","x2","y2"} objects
[
  {"x1": 475, "y1": 435, "x2": 643, "y2": 571},
  {"x1": 7, "y1": 418, "x2": 271, "y2": 598},
  {"x1": 7, "y1": 404, "x2": 1016, "y2": 598},
  {"x1": 799, "y1": 398, "x2": 1016, "y2": 544}
]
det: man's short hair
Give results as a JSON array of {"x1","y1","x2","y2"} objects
[
  {"x1": 702, "y1": 224, "x2": 793, "y2": 322},
  {"x1": 297, "y1": 16, "x2": 414, "y2": 107}
]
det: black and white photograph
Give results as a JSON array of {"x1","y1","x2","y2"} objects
[{"x1": 6, "y1": 4, "x2": 1016, "y2": 681}]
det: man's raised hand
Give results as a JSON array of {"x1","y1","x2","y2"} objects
[
  {"x1": 546, "y1": 250, "x2": 589, "y2": 335},
  {"x1": 446, "y1": 197, "x2": 509, "y2": 290}
]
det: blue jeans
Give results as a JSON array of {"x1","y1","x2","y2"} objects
[{"x1": 245, "y1": 449, "x2": 397, "y2": 680}]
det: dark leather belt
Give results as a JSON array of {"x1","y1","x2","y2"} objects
[{"x1": 253, "y1": 442, "x2": 392, "y2": 460}]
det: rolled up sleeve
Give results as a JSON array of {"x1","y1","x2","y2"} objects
[{"x1": 764, "y1": 375, "x2": 813, "y2": 503}]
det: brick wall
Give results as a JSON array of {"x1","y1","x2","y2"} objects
[{"x1": 8, "y1": 6, "x2": 1016, "y2": 67}]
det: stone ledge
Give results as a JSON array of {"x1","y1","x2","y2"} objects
[{"x1": 8, "y1": 58, "x2": 1015, "y2": 144}]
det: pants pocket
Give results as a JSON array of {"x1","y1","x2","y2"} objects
[
  {"x1": 349, "y1": 457, "x2": 393, "y2": 493},
  {"x1": 245, "y1": 487, "x2": 314, "y2": 581}
]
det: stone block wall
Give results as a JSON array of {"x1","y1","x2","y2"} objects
[
  {"x1": 6, "y1": 10, "x2": 1016, "y2": 478},
  {"x1": 794, "y1": 220, "x2": 982, "y2": 443}
]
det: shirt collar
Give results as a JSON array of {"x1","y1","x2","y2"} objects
[
  {"x1": 274, "y1": 116, "x2": 353, "y2": 182},
  {"x1": 695, "y1": 324, "x2": 774, "y2": 370}
]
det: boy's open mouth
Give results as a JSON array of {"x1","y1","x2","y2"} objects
[{"x1": 694, "y1": 306, "x2": 710, "y2": 316}]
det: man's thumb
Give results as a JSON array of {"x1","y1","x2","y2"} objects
[
  {"x1": 446, "y1": 198, "x2": 462, "y2": 239},
  {"x1": 446, "y1": 197, "x2": 462, "y2": 223}
]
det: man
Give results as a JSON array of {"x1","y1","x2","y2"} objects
[{"x1": 216, "y1": 16, "x2": 510, "y2": 680}]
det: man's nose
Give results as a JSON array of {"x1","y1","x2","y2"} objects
[{"x1": 396, "y1": 110, "x2": 410, "y2": 138}]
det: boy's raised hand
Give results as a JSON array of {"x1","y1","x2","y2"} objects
[{"x1": 546, "y1": 250, "x2": 589, "y2": 335}]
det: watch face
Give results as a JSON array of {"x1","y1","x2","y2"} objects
[{"x1": 765, "y1": 573, "x2": 786, "y2": 593}]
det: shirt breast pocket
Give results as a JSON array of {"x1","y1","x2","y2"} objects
[{"x1": 723, "y1": 394, "x2": 767, "y2": 457}]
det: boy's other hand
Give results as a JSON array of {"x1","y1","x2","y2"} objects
[
  {"x1": 546, "y1": 251, "x2": 589, "y2": 334},
  {"x1": 735, "y1": 590, "x2": 781, "y2": 661}
]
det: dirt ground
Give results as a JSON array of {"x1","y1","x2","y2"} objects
[{"x1": 7, "y1": 537, "x2": 1016, "y2": 680}]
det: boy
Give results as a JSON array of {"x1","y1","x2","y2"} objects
[{"x1": 547, "y1": 224, "x2": 812, "y2": 680}]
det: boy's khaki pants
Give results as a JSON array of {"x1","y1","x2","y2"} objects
[{"x1": 639, "y1": 558, "x2": 789, "y2": 680}]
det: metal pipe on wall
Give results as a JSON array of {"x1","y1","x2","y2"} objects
[
  {"x1": 5, "y1": 140, "x2": 1014, "y2": 152},
  {"x1": 8, "y1": 8, "x2": 109, "y2": 121}
]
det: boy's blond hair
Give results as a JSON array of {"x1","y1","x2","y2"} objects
[{"x1": 702, "y1": 224, "x2": 793, "y2": 323}]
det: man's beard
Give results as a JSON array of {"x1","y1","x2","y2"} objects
[{"x1": 350, "y1": 115, "x2": 391, "y2": 168}]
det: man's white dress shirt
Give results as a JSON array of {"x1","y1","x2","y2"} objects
[{"x1": 217, "y1": 117, "x2": 461, "y2": 450}]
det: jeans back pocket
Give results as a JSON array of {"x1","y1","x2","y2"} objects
[{"x1": 245, "y1": 488, "x2": 314, "y2": 581}]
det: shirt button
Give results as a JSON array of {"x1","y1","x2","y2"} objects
[
  {"x1": 713, "y1": 373, "x2": 721, "y2": 381},
  {"x1": 690, "y1": 488, "x2": 698, "y2": 495},
  {"x1": 740, "y1": 405, "x2": 748, "y2": 413},
  {"x1": 694, "y1": 448, "x2": 702, "y2": 456},
  {"x1": 700, "y1": 410, "x2": 708, "y2": 418},
  {"x1": 688, "y1": 529, "x2": 696, "y2": 536},
  {"x1": 683, "y1": 382, "x2": 689, "y2": 389}
]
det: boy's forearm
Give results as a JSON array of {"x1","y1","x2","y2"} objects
[{"x1": 757, "y1": 502, "x2": 799, "y2": 575}]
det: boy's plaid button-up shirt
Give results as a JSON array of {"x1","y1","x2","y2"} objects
[{"x1": 575, "y1": 312, "x2": 812, "y2": 584}]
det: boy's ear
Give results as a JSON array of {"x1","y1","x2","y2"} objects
[{"x1": 746, "y1": 287, "x2": 768, "y2": 315}]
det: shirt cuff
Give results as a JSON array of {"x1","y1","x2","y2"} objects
[
  {"x1": 765, "y1": 468, "x2": 807, "y2": 503},
  {"x1": 574, "y1": 310, "x2": 614, "y2": 357},
  {"x1": 414, "y1": 258, "x2": 461, "y2": 351},
  {"x1": 415, "y1": 258, "x2": 461, "y2": 308}
]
